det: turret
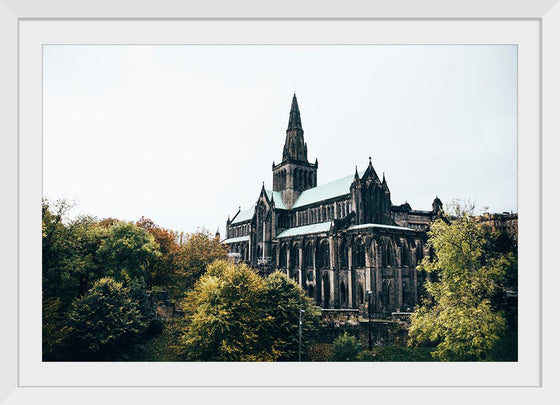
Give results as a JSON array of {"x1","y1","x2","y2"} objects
[{"x1": 432, "y1": 196, "x2": 443, "y2": 215}]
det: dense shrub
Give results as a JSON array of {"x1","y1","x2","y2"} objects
[
  {"x1": 307, "y1": 343, "x2": 333, "y2": 362},
  {"x1": 331, "y1": 332, "x2": 361, "y2": 361}
]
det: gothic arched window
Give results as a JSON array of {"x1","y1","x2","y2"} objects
[
  {"x1": 290, "y1": 244, "x2": 299, "y2": 268},
  {"x1": 358, "y1": 284, "x2": 364, "y2": 305},
  {"x1": 416, "y1": 242, "x2": 424, "y2": 265},
  {"x1": 402, "y1": 281, "x2": 410, "y2": 308},
  {"x1": 339, "y1": 239, "x2": 348, "y2": 269},
  {"x1": 340, "y1": 281, "x2": 347, "y2": 307},
  {"x1": 353, "y1": 239, "x2": 366, "y2": 268},
  {"x1": 316, "y1": 240, "x2": 330, "y2": 269},
  {"x1": 304, "y1": 242, "x2": 313, "y2": 268},
  {"x1": 271, "y1": 245, "x2": 277, "y2": 268},
  {"x1": 323, "y1": 273, "x2": 331, "y2": 308},
  {"x1": 279, "y1": 244, "x2": 288, "y2": 268}
]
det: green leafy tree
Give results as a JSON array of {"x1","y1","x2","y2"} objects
[
  {"x1": 183, "y1": 260, "x2": 271, "y2": 360},
  {"x1": 482, "y1": 226, "x2": 518, "y2": 294},
  {"x1": 408, "y1": 201, "x2": 508, "y2": 361},
  {"x1": 43, "y1": 199, "x2": 109, "y2": 306},
  {"x1": 331, "y1": 332, "x2": 361, "y2": 361},
  {"x1": 262, "y1": 272, "x2": 321, "y2": 361},
  {"x1": 66, "y1": 277, "x2": 146, "y2": 360},
  {"x1": 42, "y1": 296, "x2": 71, "y2": 361},
  {"x1": 42, "y1": 198, "x2": 74, "y2": 301},
  {"x1": 173, "y1": 229, "x2": 227, "y2": 295},
  {"x1": 182, "y1": 263, "x2": 321, "y2": 362},
  {"x1": 181, "y1": 260, "x2": 273, "y2": 361},
  {"x1": 62, "y1": 216, "x2": 110, "y2": 298},
  {"x1": 97, "y1": 222, "x2": 161, "y2": 284},
  {"x1": 136, "y1": 217, "x2": 179, "y2": 289}
]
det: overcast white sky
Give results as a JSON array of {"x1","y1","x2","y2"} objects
[{"x1": 43, "y1": 45, "x2": 517, "y2": 234}]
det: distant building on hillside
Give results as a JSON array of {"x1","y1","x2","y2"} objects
[{"x1": 479, "y1": 212, "x2": 518, "y2": 243}]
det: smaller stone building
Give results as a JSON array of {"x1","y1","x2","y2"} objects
[{"x1": 479, "y1": 212, "x2": 518, "y2": 243}]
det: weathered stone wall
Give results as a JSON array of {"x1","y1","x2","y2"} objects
[
  {"x1": 358, "y1": 320, "x2": 409, "y2": 348},
  {"x1": 316, "y1": 309, "x2": 409, "y2": 348}
]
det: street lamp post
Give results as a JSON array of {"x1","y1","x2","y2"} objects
[
  {"x1": 298, "y1": 309, "x2": 305, "y2": 362},
  {"x1": 367, "y1": 290, "x2": 373, "y2": 351}
]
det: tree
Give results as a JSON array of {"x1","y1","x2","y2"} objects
[
  {"x1": 181, "y1": 260, "x2": 273, "y2": 361},
  {"x1": 42, "y1": 198, "x2": 74, "y2": 301},
  {"x1": 66, "y1": 277, "x2": 146, "y2": 360},
  {"x1": 181, "y1": 262, "x2": 321, "y2": 361},
  {"x1": 43, "y1": 199, "x2": 109, "y2": 306},
  {"x1": 136, "y1": 217, "x2": 179, "y2": 289},
  {"x1": 408, "y1": 201, "x2": 508, "y2": 361},
  {"x1": 482, "y1": 226, "x2": 518, "y2": 294},
  {"x1": 173, "y1": 229, "x2": 227, "y2": 295},
  {"x1": 42, "y1": 295, "x2": 70, "y2": 361},
  {"x1": 97, "y1": 222, "x2": 161, "y2": 284},
  {"x1": 63, "y1": 216, "x2": 110, "y2": 298},
  {"x1": 262, "y1": 272, "x2": 321, "y2": 361},
  {"x1": 331, "y1": 332, "x2": 361, "y2": 361}
]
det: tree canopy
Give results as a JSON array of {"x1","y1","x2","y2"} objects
[
  {"x1": 66, "y1": 277, "x2": 146, "y2": 360},
  {"x1": 331, "y1": 332, "x2": 362, "y2": 362},
  {"x1": 172, "y1": 229, "x2": 227, "y2": 294},
  {"x1": 408, "y1": 201, "x2": 510, "y2": 361},
  {"x1": 97, "y1": 221, "x2": 161, "y2": 284},
  {"x1": 42, "y1": 199, "x2": 228, "y2": 360},
  {"x1": 262, "y1": 271, "x2": 321, "y2": 361},
  {"x1": 181, "y1": 260, "x2": 272, "y2": 361},
  {"x1": 181, "y1": 261, "x2": 321, "y2": 361}
]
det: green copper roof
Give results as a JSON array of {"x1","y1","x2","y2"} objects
[
  {"x1": 230, "y1": 207, "x2": 255, "y2": 225},
  {"x1": 348, "y1": 223, "x2": 414, "y2": 232},
  {"x1": 266, "y1": 190, "x2": 286, "y2": 210},
  {"x1": 276, "y1": 221, "x2": 332, "y2": 238},
  {"x1": 292, "y1": 170, "x2": 364, "y2": 209},
  {"x1": 222, "y1": 235, "x2": 250, "y2": 244}
]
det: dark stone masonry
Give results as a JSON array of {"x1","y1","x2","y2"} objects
[{"x1": 222, "y1": 94, "x2": 443, "y2": 316}]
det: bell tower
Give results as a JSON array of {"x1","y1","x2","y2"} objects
[{"x1": 272, "y1": 94, "x2": 318, "y2": 209}]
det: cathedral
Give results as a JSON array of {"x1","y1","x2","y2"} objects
[{"x1": 222, "y1": 94, "x2": 442, "y2": 315}]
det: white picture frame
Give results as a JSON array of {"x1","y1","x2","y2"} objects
[{"x1": 2, "y1": 0, "x2": 559, "y2": 403}]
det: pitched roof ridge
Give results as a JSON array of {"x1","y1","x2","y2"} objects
[{"x1": 292, "y1": 169, "x2": 366, "y2": 208}]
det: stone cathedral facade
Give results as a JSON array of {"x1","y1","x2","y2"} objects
[{"x1": 223, "y1": 94, "x2": 442, "y2": 315}]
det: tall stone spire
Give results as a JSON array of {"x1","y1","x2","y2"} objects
[
  {"x1": 282, "y1": 93, "x2": 308, "y2": 163},
  {"x1": 273, "y1": 93, "x2": 318, "y2": 209},
  {"x1": 287, "y1": 93, "x2": 302, "y2": 130}
]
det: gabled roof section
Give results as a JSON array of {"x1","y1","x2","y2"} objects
[
  {"x1": 230, "y1": 206, "x2": 255, "y2": 225},
  {"x1": 292, "y1": 170, "x2": 365, "y2": 209},
  {"x1": 348, "y1": 223, "x2": 414, "y2": 232},
  {"x1": 265, "y1": 190, "x2": 287, "y2": 210},
  {"x1": 222, "y1": 235, "x2": 250, "y2": 244},
  {"x1": 276, "y1": 221, "x2": 332, "y2": 238}
]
